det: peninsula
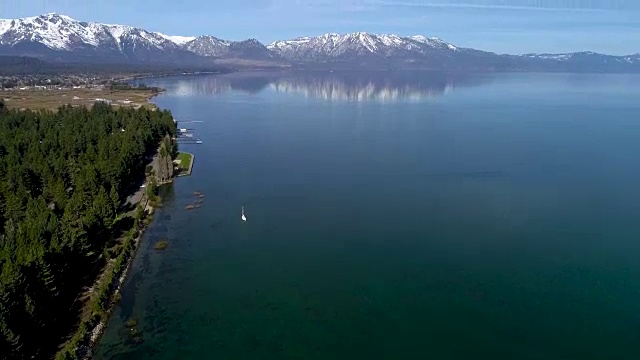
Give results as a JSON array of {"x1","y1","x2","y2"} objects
[{"x1": 0, "y1": 99, "x2": 179, "y2": 359}]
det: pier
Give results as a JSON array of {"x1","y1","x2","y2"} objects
[
  {"x1": 174, "y1": 119, "x2": 202, "y2": 176},
  {"x1": 176, "y1": 139, "x2": 203, "y2": 144},
  {"x1": 176, "y1": 127, "x2": 203, "y2": 145},
  {"x1": 174, "y1": 121, "x2": 200, "y2": 175}
]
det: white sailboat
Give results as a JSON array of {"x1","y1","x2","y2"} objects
[{"x1": 241, "y1": 206, "x2": 247, "y2": 222}]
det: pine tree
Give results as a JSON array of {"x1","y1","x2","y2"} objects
[
  {"x1": 93, "y1": 186, "x2": 114, "y2": 230},
  {"x1": 4, "y1": 193, "x2": 25, "y2": 223},
  {"x1": 109, "y1": 185, "x2": 120, "y2": 213},
  {"x1": 52, "y1": 179, "x2": 68, "y2": 211},
  {"x1": 0, "y1": 262, "x2": 26, "y2": 356}
]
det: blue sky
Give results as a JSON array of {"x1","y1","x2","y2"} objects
[{"x1": 2, "y1": 0, "x2": 639, "y2": 55}]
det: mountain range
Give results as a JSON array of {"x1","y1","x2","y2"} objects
[{"x1": 1, "y1": 13, "x2": 638, "y2": 72}]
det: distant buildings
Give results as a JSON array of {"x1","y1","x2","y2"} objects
[{"x1": 0, "y1": 74, "x2": 110, "y2": 90}]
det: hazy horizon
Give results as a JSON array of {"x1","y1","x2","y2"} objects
[{"x1": 1, "y1": 0, "x2": 639, "y2": 55}]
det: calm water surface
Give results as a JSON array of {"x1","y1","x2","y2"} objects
[{"x1": 95, "y1": 72, "x2": 640, "y2": 359}]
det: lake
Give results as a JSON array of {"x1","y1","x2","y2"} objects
[{"x1": 95, "y1": 71, "x2": 640, "y2": 359}]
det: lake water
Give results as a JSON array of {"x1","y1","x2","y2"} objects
[{"x1": 95, "y1": 72, "x2": 640, "y2": 359}]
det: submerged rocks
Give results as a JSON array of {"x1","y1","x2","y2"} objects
[
  {"x1": 120, "y1": 318, "x2": 144, "y2": 346},
  {"x1": 154, "y1": 240, "x2": 169, "y2": 250},
  {"x1": 185, "y1": 191, "x2": 205, "y2": 211}
]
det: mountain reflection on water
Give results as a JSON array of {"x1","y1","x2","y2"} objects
[{"x1": 163, "y1": 71, "x2": 491, "y2": 102}]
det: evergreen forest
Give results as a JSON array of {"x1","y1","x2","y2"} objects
[{"x1": 0, "y1": 100, "x2": 177, "y2": 359}]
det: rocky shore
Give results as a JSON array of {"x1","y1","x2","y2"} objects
[{"x1": 57, "y1": 136, "x2": 178, "y2": 360}]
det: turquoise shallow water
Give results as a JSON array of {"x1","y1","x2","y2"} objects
[{"x1": 96, "y1": 72, "x2": 640, "y2": 359}]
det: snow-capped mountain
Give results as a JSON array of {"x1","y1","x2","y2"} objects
[
  {"x1": 264, "y1": 32, "x2": 513, "y2": 70},
  {"x1": 522, "y1": 51, "x2": 632, "y2": 62},
  {"x1": 0, "y1": 13, "x2": 105, "y2": 50},
  {"x1": 183, "y1": 36, "x2": 274, "y2": 59},
  {"x1": 0, "y1": 13, "x2": 281, "y2": 65},
  {"x1": 0, "y1": 13, "x2": 198, "y2": 63},
  {"x1": 267, "y1": 32, "x2": 461, "y2": 61},
  {"x1": 0, "y1": 13, "x2": 638, "y2": 72},
  {"x1": 268, "y1": 33, "x2": 639, "y2": 72},
  {"x1": 183, "y1": 35, "x2": 231, "y2": 57},
  {"x1": 519, "y1": 51, "x2": 640, "y2": 72},
  {"x1": 227, "y1": 39, "x2": 275, "y2": 60}
]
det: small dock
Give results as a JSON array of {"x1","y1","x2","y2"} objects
[
  {"x1": 176, "y1": 138, "x2": 203, "y2": 144},
  {"x1": 175, "y1": 120, "x2": 203, "y2": 124}
]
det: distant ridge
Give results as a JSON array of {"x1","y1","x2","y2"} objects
[
  {"x1": 0, "y1": 13, "x2": 638, "y2": 72},
  {"x1": 0, "y1": 56, "x2": 47, "y2": 75}
]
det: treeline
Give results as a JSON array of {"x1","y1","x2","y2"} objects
[
  {"x1": 0, "y1": 56, "x2": 50, "y2": 76},
  {"x1": 109, "y1": 83, "x2": 161, "y2": 92},
  {"x1": 0, "y1": 56, "x2": 234, "y2": 76},
  {"x1": 0, "y1": 101, "x2": 177, "y2": 359}
]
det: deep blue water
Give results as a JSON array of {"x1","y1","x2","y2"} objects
[{"x1": 95, "y1": 72, "x2": 640, "y2": 359}]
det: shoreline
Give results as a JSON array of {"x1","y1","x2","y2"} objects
[
  {"x1": 140, "y1": 87, "x2": 164, "y2": 110},
  {"x1": 82, "y1": 197, "x2": 151, "y2": 359},
  {"x1": 80, "y1": 141, "x2": 190, "y2": 358},
  {"x1": 82, "y1": 197, "x2": 152, "y2": 360},
  {"x1": 118, "y1": 70, "x2": 229, "y2": 83},
  {"x1": 187, "y1": 153, "x2": 194, "y2": 175},
  {"x1": 56, "y1": 189, "x2": 156, "y2": 360},
  {"x1": 57, "y1": 139, "x2": 179, "y2": 360},
  {"x1": 69, "y1": 84, "x2": 190, "y2": 359}
]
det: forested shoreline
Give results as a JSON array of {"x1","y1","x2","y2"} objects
[{"x1": 0, "y1": 100, "x2": 177, "y2": 359}]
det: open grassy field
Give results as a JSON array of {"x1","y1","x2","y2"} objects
[
  {"x1": 175, "y1": 152, "x2": 194, "y2": 176},
  {"x1": 1, "y1": 87, "x2": 160, "y2": 111}
]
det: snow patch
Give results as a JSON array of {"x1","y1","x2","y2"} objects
[
  {"x1": 409, "y1": 35, "x2": 428, "y2": 43},
  {"x1": 157, "y1": 33, "x2": 195, "y2": 45},
  {"x1": 0, "y1": 19, "x2": 12, "y2": 36},
  {"x1": 105, "y1": 25, "x2": 130, "y2": 49},
  {"x1": 377, "y1": 34, "x2": 403, "y2": 47},
  {"x1": 356, "y1": 33, "x2": 377, "y2": 52}
]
